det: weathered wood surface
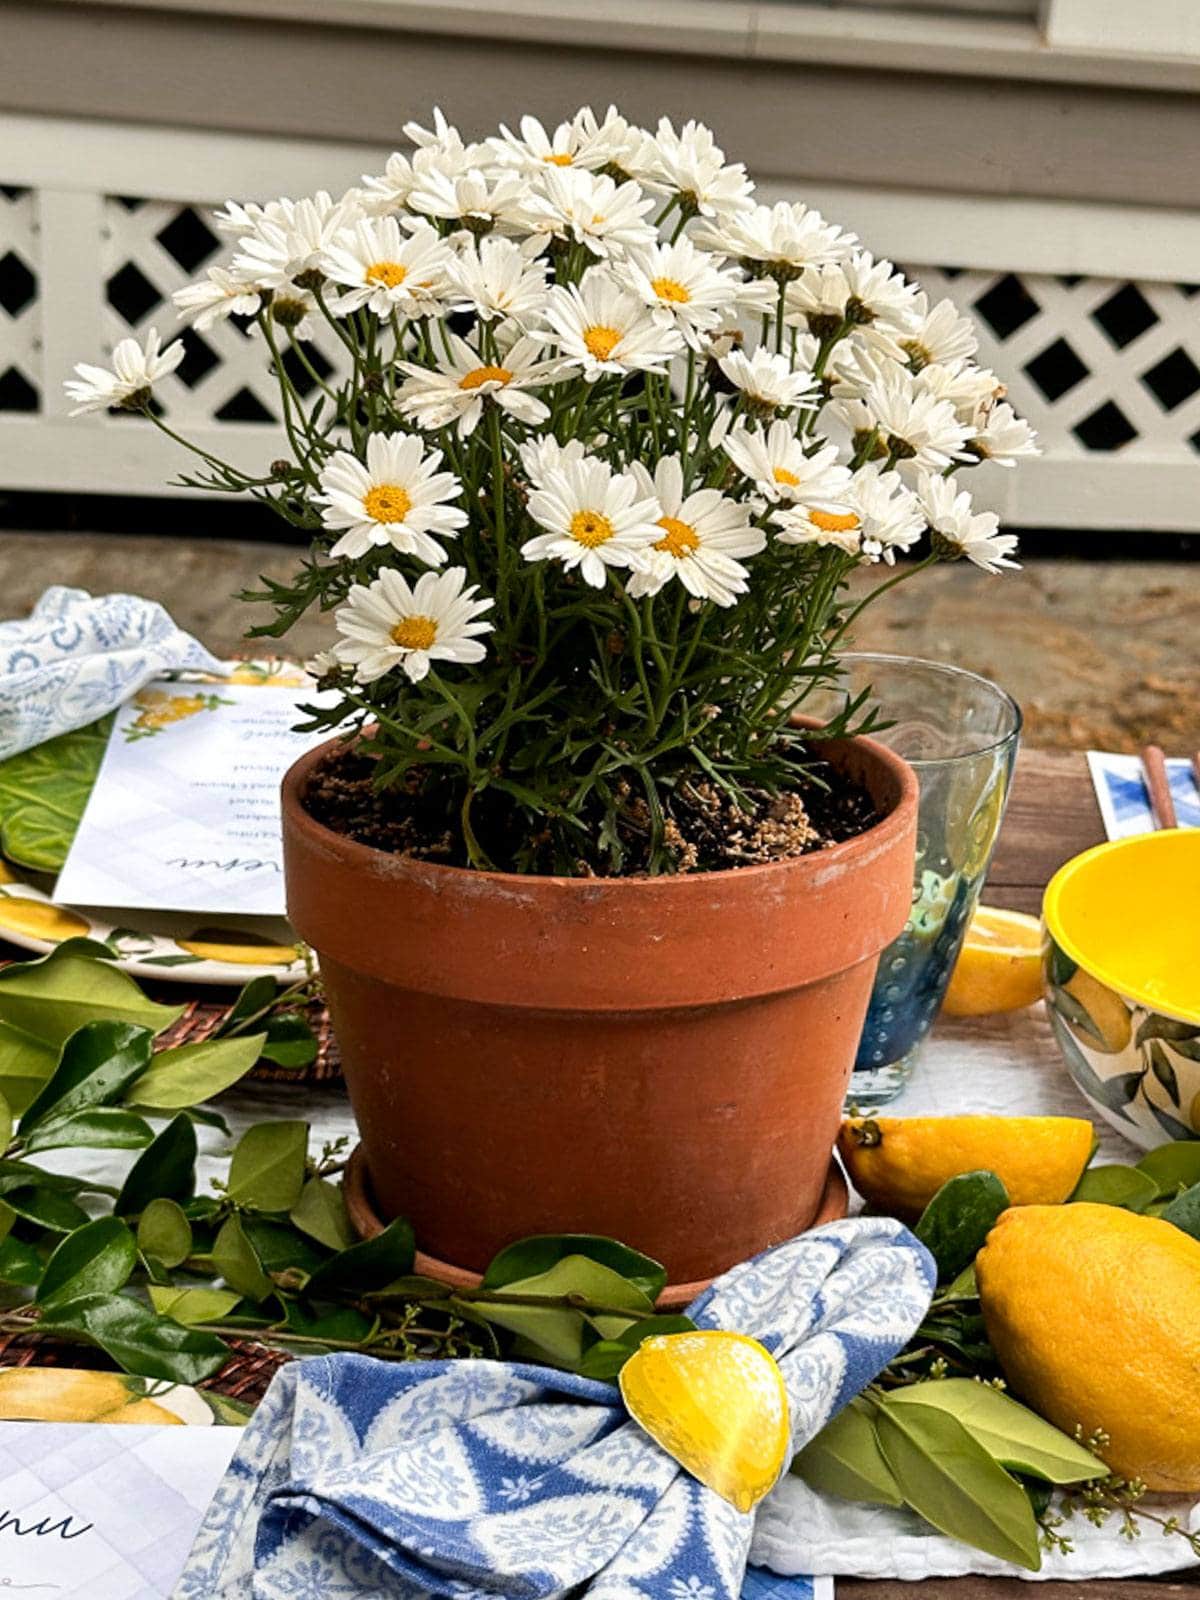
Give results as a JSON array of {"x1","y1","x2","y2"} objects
[{"x1": 986, "y1": 748, "x2": 1105, "y2": 917}]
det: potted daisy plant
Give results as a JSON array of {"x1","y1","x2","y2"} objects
[{"x1": 68, "y1": 105, "x2": 1035, "y2": 1295}]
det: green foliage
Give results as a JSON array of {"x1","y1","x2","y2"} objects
[
  {"x1": 913, "y1": 1171, "x2": 1008, "y2": 1283},
  {"x1": 1069, "y1": 1164, "x2": 1158, "y2": 1212},
  {"x1": 0, "y1": 715, "x2": 111, "y2": 871}
]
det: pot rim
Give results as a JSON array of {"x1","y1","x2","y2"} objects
[{"x1": 281, "y1": 724, "x2": 918, "y2": 897}]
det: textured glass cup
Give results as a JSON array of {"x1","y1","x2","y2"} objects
[{"x1": 808, "y1": 654, "x2": 1022, "y2": 1109}]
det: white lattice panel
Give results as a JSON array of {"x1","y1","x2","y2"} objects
[
  {"x1": 911, "y1": 266, "x2": 1200, "y2": 461},
  {"x1": 0, "y1": 186, "x2": 41, "y2": 415}
]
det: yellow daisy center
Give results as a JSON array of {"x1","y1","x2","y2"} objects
[
  {"x1": 364, "y1": 484, "x2": 413, "y2": 524},
  {"x1": 583, "y1": 325, "x2": 621, "y2": 360},
  {"x1": 366, "y1": 260, "x2": 407, "y2": 288},
  {"x1": 810, "y1": 509, "x2": 860, "y2": 533},
  {"x1": 569, "y1": 509, "x2": 616, "y2": 549},
  {"x1": 773, "y1": 467, "x2": 801, "y2": 487},
  {"x1": 390, "y1": 614, "x2": 438, "y2": 651},
  {"x1": 651, "y1": 276, "x2": 691, "y2": 305},
  {"x1": 543, "y1": 152, "x2": 574, "y2": 166},
  {"x1": 459, "y1": 364, "x2": 513, "y2": 391},
  {"x1": 655, "y1": 516, "x2": 700, "y2": 558}
]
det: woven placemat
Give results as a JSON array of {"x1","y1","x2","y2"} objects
[
  {"x1": 0, "y1": 1306, "x2": 293, "y2": 1406},
  {"x1": 158, "y1": 993, "x2": 342, "y2": 1085}
]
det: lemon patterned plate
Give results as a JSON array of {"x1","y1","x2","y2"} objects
[{"x1": 0, "y1": 659, "x2": 311, "y2": 986}]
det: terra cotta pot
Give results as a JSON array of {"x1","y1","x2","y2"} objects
[{"x1": 282, "y1": 731, "x2": 917, "y2": 1288}]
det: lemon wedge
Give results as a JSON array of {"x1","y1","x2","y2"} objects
[
  {"x1": 620, "y1": 1330, "x2": 790, "y2": 1512},
  {"x1": 942, "y1": 905, "x2": 1043, "y2": 1017}
]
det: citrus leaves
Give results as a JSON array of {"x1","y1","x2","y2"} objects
[
  {"x1": 914, "y1": 1171, "x2": 1009, "y2": 1284},
  {"x1": 1067, "y1": 1142, "x2": 1200, "y2": 1239},
  {"x1": 793, "y1": 1381, "x2": 1105, "y2": 1572}
]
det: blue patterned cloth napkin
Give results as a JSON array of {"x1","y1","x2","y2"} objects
[
  {"x1": 0, "y1": 586, "x2": 224, "y2": 760},
  {"x1": 175, "y1": 1217, "x2": 935, "y2": 1600}
]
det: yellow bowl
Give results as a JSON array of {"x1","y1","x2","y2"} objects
[{"x1": 1042, "y1": 831, "x2": 1200, "y2": 1149}]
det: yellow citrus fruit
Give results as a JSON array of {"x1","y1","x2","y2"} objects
[
  {"x1": 977, "y1": 1204, "x2": 1200, "y2": 1491},
  {"x1": 941, "y1": 905, "x2": 1042, "y2": 1016},
  {"x1": 838, "y1": 1114, "x2": 1094, "y2": 1221},
  {"x1": 619, "y1": 1330, "x2": 789, "y2": 1512},
  {"x1": 1061, "y1": 967, "x2": 1132, "y2": 1054}
]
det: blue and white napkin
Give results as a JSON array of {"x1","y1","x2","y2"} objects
[
  {"x1": 1087, "y1": 750, "x2": 1200, "y2": 838},
  {"x1": 0, "y1": 586, "x2": 223, "y2": 760},
  {"x1": 174, "y1": 1218, "x2": 935, "y2": 1600}
]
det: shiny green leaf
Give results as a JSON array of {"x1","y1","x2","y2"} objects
[
  {"x1": 914, "y1": 1171, "x2": 1009, "y2": 1283},
  {"x1": 1161, "y1": 1180, "x2": 1200, "y2": 1241},
  {"x1": 0, "y1": 1234, "x2": 43, "y2": 1285},
  {"x1": 23, "y1": 1107, "x2": 154, "y2": 1154},
  {"x1": 874, "y1": 1400, "x2": 1042, "y2": 1570},
  {"x1": 1069, "y1": 1164, "x2": 1158, "y2": 1212},
  {"x1": 226, "y1": 1120, "x2": 308, "y2": 1212},
  {"x1": 884, "y1": 1380, "x2": 1104, "y2": 1484},
  {"x1": 791, "y1": 1396, "x2": 905, "y2": 1507},
  {"x1": 39, "y1": 1291, "x2": 228, "y2": 1383},
  {"x1": 137, "y1": 1198, "x2": 193, "y2": 1268},
  {"x1": 212, "y1": 1214, "x2": 274, "y2": 1303},
  {"x1": 290, "y1": 1177, "x2": 355, "y2": 1252},
  {"x1": 125, "y1": 1032, "x2": 266, "y2": 1109},
  {"x1": 37, "y1": 1217, "x2": 138, "y2": 1307},
  {"x1": 260, "y1": 1014, "x2": 318, "y2": 1068},
  {"x1": 3, "y1": 1185, "x2": 90, "y2": 1233},
  {"x1": 149, "y1": 1286, "x2": 241, "y2": 1326},
  {"x1": 1136, "y1": 1142, "x2": 1200, "y2": 1197},
  {"x1": 577, "y1": 1314, "x2": 697, "y2": 1381},
  {"x1": 481, "y1": 1234, "x2": 666, "y2": 1302},
  {"x1": 116, "y1": 1113, "x2": 197, "y2": 1215},
  {"x1": 307, "y1": 1216, "x2": 415, "y2": 1298},
  {"x1": 467, "y1": 1255, "x2": 654, "y2": 1368},
  {"x1": 21, "y1": 1021, "x2": 154, "y2": 1131},
  {"x1": 0, "y1": 1090, "x2": 11, "y2": 1152}
]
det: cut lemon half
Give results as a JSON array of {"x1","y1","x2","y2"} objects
[{"x1": 942, "y1": 905, "x2": 1042, "y2": 1017}]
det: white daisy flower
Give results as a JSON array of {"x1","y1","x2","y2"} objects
[
  {"x1": 315, "y1": 432, "x2": 467, "y2": 564},
  {"x1": 232, "y1": 193, "x2": 359, "y2": 290},
  {"x1": 333, "y1": 566, "x2": 493, "y2": 685},
  {"x1": 214, "y1": 192, "x2": 338, "y2": 238},
  {"x1": 718, "y1": 347, "x2": 819, "y2": 414},
  {"x1": 966, "y1": 401, "x2": 1039, "y2": 467},
  {"x1": 627, "y1": 455, "x2": 765, "y2": 606},
  {"x1": 518, "y1": 168, "x2": 656, "y2": 260},
  {"x1": 356, "y1": 110, "x2": 491, "y2": 212},
  {"x1": 518, "y1": 435, "x2": 587, "y2": 488},
  {"x1": 396, "y1": 331, "x2": 569, "y2": 437},
  {"x1": 896, "y1": 294, "x2": 978, "y2": 372},
  {"x1": 772, "y1": 465, "x2": 922, "y2": 562},
  {"x1": 357, "y1": 152, "x2": 421, "y2": 215},
  {"x1": 617, "y1": 238, "x2": 745, "y2": 349},
  {"x1": 64, "y1": 329, "x2": 184, "y2": 415},
  {"x1": 833, "y1": 359, "x2": 970, "y2": 471},
  {"x1": 489, "y1": 107, "x2": 627, "y2": 174},
  {"x1": 919, "y1": 361, "x2": 1006, "y2": 422},
  {"x1": 640, "y1": 117, "x2": 754, "y2": 221},
  {"x1": 522, "y1": 455, "x2": 661, "y2": 587},
  {"x1": 405, "y1": 166, "x2": 528, "y2": 237},
  {"x1": 173, "y1": 266, "x2": 263, "y2": 331},
  {"x1": 540, "y1": 270, "x2": 683, "y2": 380},
  {"x1": 785, "y1": 252, "x2": 918, "y2": 333},
  {"x1": 917, "y1": 472, "x2": 1020, "y2": 573},
  {"x1": 403, "y1": 107, "x2": 489, "y2": 163},
  {"x1": 693, "y1": 201, "x2": 855, "y2": 281},
  {"x1": 446, "y1": 236, "x2": 549, "y2": 324},
  {"x1": 265, "y1": 288, "x2": 318, "y2": 341},
  {"x1": 322, "y1": 218, "x2": 453, "y2": 319},
  {"x1": 723, "y1": 423, "x2": 851, "y2": 506}
]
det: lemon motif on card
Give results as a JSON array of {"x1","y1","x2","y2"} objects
[{"x1": 619, "y1": 1330, "x2": 790, "y2": 1512}]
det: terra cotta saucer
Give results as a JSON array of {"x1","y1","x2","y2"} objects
[{"x1": 342, "y1": 1145, "x2": 849, "y2": 1312}]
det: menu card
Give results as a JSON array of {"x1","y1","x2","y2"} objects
[{"x1": 54, "y1": 677, "x2": 338, "y2": 917}]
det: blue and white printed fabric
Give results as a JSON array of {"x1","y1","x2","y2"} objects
[
  {"x1": 175, "y1": 1217, "x2": 935, "y2": 1600},
  {"x1": 0, "y1": 586, "x2": 223, "y2": 759},
  {"x1": 1087, "y1": 750, "x2": 1200, "y2": 838}
]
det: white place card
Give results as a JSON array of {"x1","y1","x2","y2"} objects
[
  {"x1": 54, "y1": 678, "x2": 338, "y2": 917},
  {"x1": 0, "y1": 1422, "x2": 240, "y2": 1598}
]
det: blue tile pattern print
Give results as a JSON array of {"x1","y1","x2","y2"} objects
[
  {"x1": 0, "y1": 586, "x2": 224, "y2": 759},
  {"x1": 175, "y1": 1218, "x2": 934, "y2": 1600}
]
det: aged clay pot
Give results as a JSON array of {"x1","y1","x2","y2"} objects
[{"x1": 282, "y1": 731, "x2": 918, "y2": 1288}]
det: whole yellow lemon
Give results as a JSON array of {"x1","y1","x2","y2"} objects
[
  {"x1": 838, "y1": 1114, "x2": 1094, "y2": 1221},
  {"x1": 977, "y1": 1204, "x2": 1200, "y2": 1492}
]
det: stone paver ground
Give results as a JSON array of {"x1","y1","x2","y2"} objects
[{"x1": 1, "y1": 531, "x2": 1196, "y2": 752}]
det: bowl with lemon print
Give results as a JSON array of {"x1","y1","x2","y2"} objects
[{"x1": 1043, "y1": 830, "x2": 1200, "y2": 1149}]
